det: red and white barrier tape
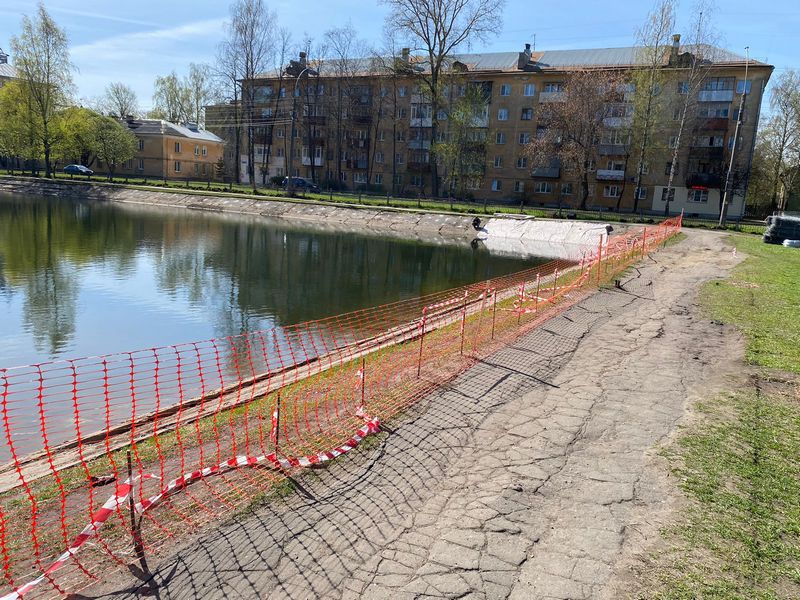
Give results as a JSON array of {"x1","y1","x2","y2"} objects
[{"x1": 1, "y1": 409, "x2": 379, "y2": 600}]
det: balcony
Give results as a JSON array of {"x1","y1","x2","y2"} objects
[
  {"x1": 349, "y1": 139, "x2": 370, "y2": 149},
  {"x1": 598, "y1": 144, "x2": 627, "y2": 156},
  {"x1": 302, "y1": 157, "x2": 323, "y2": 166},
  {"x1": 698, "y1": 89, "x2": 734, "y2": 102},
  {"x1": 407, "y1": 161, "x2": 432, "y2": 172},
  {"x1": 410, "y1": 117, "x2": 433, "y2": 128},
  {"x1": 531, "y1": 166, "x2": 560, "y2": 178},
  {"x1": 689, "y1": 146, "x2": 724, "y2": 159},
  {"x1": 408, "y1": 139, "x2": 431, "y2": 150},
  {"x1": 686, "y1": 173, "x2": 721, "y2": 188},
  {"x1": 596, "y1": 169, "x2": 625, "y2": 181},
  {"x1": 346, "y1": 159, "x2": 369, "y2": 170},
  {"x1": 352, "y1": 112, "x2": 372, "y2": 125},
  {"x1": 539, "y1": 91, "x2": 565, "y2": 102},
  {"x1": 694, "y1": 117, "x2": 729, "y2": 131},
  {"x1": 603, "y1": 116, "x2": 633, "y2": 128}
]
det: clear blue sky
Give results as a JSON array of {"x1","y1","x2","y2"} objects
[{"x1": 0, "y1": 0, "x2": 797, "y2": 110}]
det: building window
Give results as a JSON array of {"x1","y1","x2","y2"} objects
[
  {"x1": 137, "y1": 139, "x2": 144, "y2": 151},
  {"x1": 521, "y1": 108, "x2": 533, "y2": 120},
  {"x1": 137, "y1": 159, "x2": 144, "y2": 170},
  {"x1": 678, "y1": 81, "x2": 689, "y2": 94},
  {"x1": 276, "y1": 147, "x2": 285, "y2": 157},
  {"x1": 202, "y1": 146, "x2": 208, "y2": 156},
  {"x1": 398, "y1": 86, "x2": 407, "y2": 97},
  {"x1": 561, "y1": 182, "x2": 573, "y2": 195},
  {"x1": 604, "y1": 185, "x2": 621, "y2": 198},
  {"x1": 496, "y1": 132, "x2": 506, "y2": 144},
  {"x1": 491, "y1": 179, "x2": 501, "y2": 191},
  {"x1": 411, "y1": 174, "x2": 423, "y2": 186},
  {"x1": 637, "y1": 187, "x2": 647, "y2": 200},
  {"x1": 587, "y1": 159, "x2": 595, "y2": 171},
  {"x1": 500, "y1": 83, "x2": 511, "y2": 96},
  {"x1": 397, "y1": 108, "x2": 407, "y2": 119},
  {"x1": 736, "y1": 80, "x2": 752, "y2": 94},
  {"x1": 516, "y1": 156, "x2": 528, "y2": 168},
  {"x1": 354, "y1": 173, "x2": 368, "y2": 184},
  {"x1": 544, "y1": 82, "x2": 563, "y2": 92},
  {"x1": 202, "y1": 163, "x2": 207, "y2": 175},
  {"x1": 276, "y1": 167, "x2": 284, "y2": 176},
  {"x1": 375, "y1": 173, "x2": 383, "y2": 184},
  {"x1": 518, "y1": 132, "x2": 530, "y2": 144},
  {"x1": 534, "y1": 181, "x2": 552, "y2": 194},
  {"x1": 376, "y1": 152, "x2": 384, "y2": 163},
  {"x1": 124, "y1": 159, "x2": 133, "y2": 169},
  {"x1": 660, "y1": 188, "x2": 676, "y2": 203},
  {"x1": 396, "y1": 130, "x2": 406, "y2": 141},
  {"x1": 378, "y1": 130, "x2": 386, "y2": 141},
  {"x1": 194, "y1": 163, "x2": 200, "y2": 175},
  {"x1": 493, "y1": 156, "x2": 502, "y2": 168},
  {"x1": 393, "y1": 174, "x2": 402, "y2": 185},
  {"x1": 174, "y1": 142, "x2": 181, "y2": 153},
  {"x1": 523, "y1": 83, "x2": 535, "y2": 96},
  {"x1": 174, "y1": 161, "x2": 181, "y2": 172},
  {"x1": 689, "y1": 189, "x2": 709, "y2": 203},
  {"x1": 607, "y1": 160, "x2": 624, "y2": 171},
  {"x1": 497, "y1": 108, "x2": 509, "y2": 121},
  {"x1": 395, "y1": 153, "x2": 404, "y2": 164},
  {"x1": 514, "y1": 181, "x2": 525, "y2": 193},
  {"x1": 668, "y1": 136, "x2": 678, "y2": 148},
  {"x1": 664, "y1": 162, "x2": 674, "y2": 175},
  {"x1": 194, "y1": 145, "x2": 200, "y2": 156}
]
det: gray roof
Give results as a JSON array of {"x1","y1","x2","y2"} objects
[
  {"x1": 122, "y1": 119, "x2": 224, "y2": 143},
  {"x1": 254, "y1": 43, "x2": 766, "y2": 80},
  {"x1": 0, "y1": 62, "x2": 17, "y2": 80}
]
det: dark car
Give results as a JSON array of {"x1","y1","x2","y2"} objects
[
  {"x1": 64, "y1": 164, "x2": 93, "y2": 176},
  {"x1": 282, "y1": 177, "x2": 320, "y2": 193}
]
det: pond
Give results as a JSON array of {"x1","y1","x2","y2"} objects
[{"x1": 0, "y1": 193, "x2": 541, "y2": 369}]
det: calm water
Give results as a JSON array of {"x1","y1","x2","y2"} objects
[{"x1": 0, "y1": 194, "x2": 539, "y2": 369}]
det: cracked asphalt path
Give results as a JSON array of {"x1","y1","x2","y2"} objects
[{"x1": 86, "y1": 230, "x2": 743, "y2": 600}]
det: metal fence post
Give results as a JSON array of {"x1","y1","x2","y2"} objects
[
  {"x1": 459, "y1": 291, "x2": 469, "y2": 355},
  {"x1": 417, "y1": 307, "x2": 427, "y2": 377}
]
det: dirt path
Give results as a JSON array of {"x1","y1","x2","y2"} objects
[{"x1": 84, "y1": 229, "x2": 743, "y2": 600}]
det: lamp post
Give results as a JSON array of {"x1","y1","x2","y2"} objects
[
  {"x1": 285, "y1": 53, "x2": 318, "y2": 196},
  {"x1": 719, "y1": 46, "x2": 749, "y2": 227}
]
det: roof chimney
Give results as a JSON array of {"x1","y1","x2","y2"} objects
[
  {"x1": 0, "y1": 48, "x2": 7, "y2": 65},
  {"x1": 670, "y1": 33, "x2": 681, "y2": 64},
  {"x1": 518, "y1": 42, "x2": 533, "y2": 69},
  {"x1": 299, "y1": 51, "x2": 307, "y2": 67},
  {"x1": 401, "y1": 48, "x2": 410, "y2": 63}
]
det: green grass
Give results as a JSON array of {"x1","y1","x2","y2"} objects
[
  {"x1": 642, "y1": 233, "x2": 800, "y2": 598},
  {"x1": 650, "y1": 386, "x2": 800, "y2": 599},
  {"x1": 700, "y1": 235, "x2": 800, "y2": 373}
]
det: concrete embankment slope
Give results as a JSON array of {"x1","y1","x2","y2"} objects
[{"x1": 0, "y1": 177, "x2": 611, "y2": 259}]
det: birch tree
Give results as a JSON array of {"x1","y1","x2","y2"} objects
[
  {"x1": 382, "y1": 0, "x2": 505, "y2": 197},
  {"x1": 10, "y1": 3, "x2": 74, "y2": 177},
  {"x1": 630, "y1": 0, "x2": 676, "y2": 212}
]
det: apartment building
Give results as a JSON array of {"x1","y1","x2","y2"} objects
[
  {"x1": 114, "y1": 118, "x2": 225, "y2": 181},
  {"x1": 220, "y1": 39, "x2": 772, "y2": 217}
]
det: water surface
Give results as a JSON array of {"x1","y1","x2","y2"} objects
[{"x1": 0, "y1": 193, "x2": 540, "y2": 368}]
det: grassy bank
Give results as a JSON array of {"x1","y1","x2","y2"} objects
[
  {"x1": 0, "y1": 170, "x2": 765, "y2": 234},
  {"x1": 646, "y1": 234, "x2": 800, "y2": 599}
]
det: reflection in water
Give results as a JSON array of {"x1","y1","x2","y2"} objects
[{"x1": 0, "y1": 194, "x2": 540, "y2": 368}]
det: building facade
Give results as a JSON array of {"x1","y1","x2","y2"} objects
[
  {"x1": 0, "y1": 49, "x2": 17, "y2": 88},
  {"x1": 219, "y1": 39, "x2": 772, "y2": 217},
  {"x1": 113, "y1": 119, "x2": 225, "y2": 181}
]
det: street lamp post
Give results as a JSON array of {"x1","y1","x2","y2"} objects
[
  {"x1": 718, "y1": 46, "x2": 749, "y2": 227},
  {"x1": 285, "y1": 52, "x2": 318, "y2": 196}
]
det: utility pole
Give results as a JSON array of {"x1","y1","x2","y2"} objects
[
  {"x1": 719, "y1": 46, "x2": 749, "y2": 227},
  {"x1": 285, "y1": 52, "x2": 318, "y2": 196}
]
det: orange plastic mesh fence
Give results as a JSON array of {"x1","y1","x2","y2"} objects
[{"x1": 0, "y1": 215, "x2": 681, "y2": 599}]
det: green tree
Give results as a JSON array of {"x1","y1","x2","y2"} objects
[
  {"x1": 437, "y1": 83, "x2": 489, "y2": 200},
  {"x1": 0, "y1": 79, "x2": 41, "y2": 172},
  {"x1": 92, "y1": 116, "x2": 137, "y2": 180},
  {"x1": 382, "y1": 0, "x2": 505, "y2": 197},
  {"x1": 10, "y1": 2, "x2": 74, "y2": 177},
  {"x1": 151, "y1": 71, "x2": 191, "y2": 122},
  {"x1": 54, "y1": 106, "x2": 100, "y2": 168}
]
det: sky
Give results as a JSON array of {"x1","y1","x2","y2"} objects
[{"x1": 0, "y1": 0, "x2": 798, "y2": 111}]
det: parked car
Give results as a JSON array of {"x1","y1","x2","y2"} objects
[
  {"x1": 64, "y1": 164, "x2": 93, "y2": 176},
  {"x1": 282, "y1": 177, "x2": 320, "y2": 193}
]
